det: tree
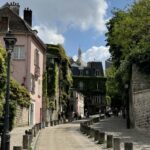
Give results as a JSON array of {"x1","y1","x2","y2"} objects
[
  {"x1": 105, "y1": 0, "x2": 150, "y2": 107},
  {"x1": 0, "y1": 45, "x2": 6, "y2": 116},
  {"x1": 106, "y1": 0, "x2": 150, "y2": 74},
  {"x1": 105, "y1": 66, "x2": 122, "y2": 107}
]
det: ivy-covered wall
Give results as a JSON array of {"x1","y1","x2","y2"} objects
[
  {"x1": 0, "y1": 45, "x2": 31, "y2": 130},
  {"x1": 46, "y1": 44, "x2": 72, "y2": 113}
]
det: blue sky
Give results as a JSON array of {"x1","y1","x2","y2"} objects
[{"x1": 0, "y1": 0, "x2": 135, "y2": 65}]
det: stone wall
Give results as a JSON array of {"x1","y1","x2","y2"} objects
[
  {"x1": 14, "y1": 106, "x2": 29, "y2": 127},
  {"x1": 133, "y1": 90, "x2": 150, "y2": 128},
  {"x1": 132, "y1": 64, "x2": 150, "y2": 92},
  {"x1": 131, "y1": 64, "x2": 150, "y2": 129}
]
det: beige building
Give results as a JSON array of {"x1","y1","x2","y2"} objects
[
  {"x1": 70, "y1": 90, "x2": 84, "y2": 118},
  {"x1": 0, "y1": 2, "x2": 46, "y2": 126}
]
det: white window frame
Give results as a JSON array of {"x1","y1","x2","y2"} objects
[{"x1": 13, "y1": 45, "x2": 25, "y2": 59}]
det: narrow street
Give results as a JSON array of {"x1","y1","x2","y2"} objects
[{"x1": 35, "y1": 121, "x2": 100, "y2": 150}]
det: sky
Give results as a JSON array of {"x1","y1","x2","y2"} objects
[{"x1": 0, "y1": 0, "x2": 135, "y2": 67}]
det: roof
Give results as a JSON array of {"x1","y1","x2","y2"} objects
[{"x1": 0, "y1": 4, "x2": 46, "y2": 50}]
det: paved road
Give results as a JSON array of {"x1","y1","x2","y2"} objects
[{"x1": 35, "y1": 121, "x2": 100, "y2": 150}]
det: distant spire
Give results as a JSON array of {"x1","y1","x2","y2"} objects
[
  {"x1": 78, "y1": 47, "x2": 82, "y2": 60},
  {"x1": 76, "y1": 47, "x2": 82, "y2": 66}
]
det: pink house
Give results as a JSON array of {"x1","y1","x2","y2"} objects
[{"x1": 0, "y1": 2, "x2": 46, "y2": 126}]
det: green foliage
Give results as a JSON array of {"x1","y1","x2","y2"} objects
[
  {"x1": 106, "y1": 0, "x2": 150, "y2": 74},
  {"x1": 105, "y1": 66, "x2": 123, "y2": 107},
  {"x1": 47, "y1": 63, "x2": 58, "y2": 97},
  {"x1": 10, "y1": 79, "x2": 31, "y2": 108},
  {"x1": 42, "y1": 72, "x2": 47, "y2": 97},
  {"x1": 46, "y1": 44, "x2": 72, "y2": 108},
  {"x1": 105, "y1": 0, "x2": 150, "y2": 107},
  {"x1": 106, "y1": 96, "x2": 111, "y2": 106},
  {"x1": 0, "y1": 45, "x2": 31, "y2": 130},
  {"x1": 47, "y1": 44, "x2": 70, "y2": 63}
]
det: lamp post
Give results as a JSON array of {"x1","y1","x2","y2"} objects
[
  {"x1": 1, "y1": 31, "x2": 17, "y2": 150},
  {"x1": 124, "y1": 84, "x2": 130, "y2": 129}
]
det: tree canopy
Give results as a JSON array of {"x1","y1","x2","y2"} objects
[
  {"x1": 105, "y1": 0, "x2": 150, "y2": 107},
  {"x1": 106, "y1": 0, "x2": 150, "y2": 74}
]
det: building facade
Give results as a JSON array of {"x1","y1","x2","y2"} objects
[
  {"x1": 0, "y1": 2, "x2": 46, "y2": 126},
  {"x1": 46, "y1": 44, "x2": 72, "y2": 121},
  {"x1": 70, "y1": 49, "x2": 106, "y2": 115},
  {"x1": 69, "y1": 90, "x2": 84, "y2": 118}
]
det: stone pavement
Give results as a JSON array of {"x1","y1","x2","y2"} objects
[
  {"x1": 35, "y1": 121, "x2": 101, "y2": 150},
  {"x1": 91, "y1": 116, "x2": 150, "y2": 150},
  {"x1": 10, "y1": 126, "x2": 31, "y2": 150}
]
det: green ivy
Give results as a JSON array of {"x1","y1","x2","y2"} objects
[
  {"x1": 46, "y1": 44, "x2": 72, "y2": 108},
  {"x1": 0, "y1": 45, "x2": 31, "y2": 130}
]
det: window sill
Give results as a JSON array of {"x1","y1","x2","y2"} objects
[{"x1": 13, "y1": 58, "x2": 25, "y2": 61}]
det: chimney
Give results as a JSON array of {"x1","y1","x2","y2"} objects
[
  {"x1": 9, "y1": 2, "x2": 20, "y2": 15},
  {"x1": 24, "y1": 8, "x2": 32, "y2": 27}
]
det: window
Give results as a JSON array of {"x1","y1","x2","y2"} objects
[
  {"x1": 80, "y1": 70, "x2": 83, "y2": 76},
  {"x1": 38, "y1": 80, "x2": 41, "y2": 96},
  {"x1": 96, "y1": 70, "x2": 100, "y2": 76},
  {"x1": 30, "y1": 75, "x2": 35, "y2": 93},
  {"x1": 79, "y1": 81, "x2": 83, "y2": 90},
  {"x1": 34, "y1": 49, "x2": 39, "y2": 67},
  {"x1": 86, "y1": 70, "x2": 89, "y2": 75},
  {"x1": 13, "y1": 45, "x2": 25, "y2": 59}
]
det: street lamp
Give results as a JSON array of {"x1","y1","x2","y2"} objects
[
  {"x1": 124, "y1": 83, "x2": 130, "y2": 129},
  {"x1": 1, "y1": 31, "x2": 17, "y2": 150}
]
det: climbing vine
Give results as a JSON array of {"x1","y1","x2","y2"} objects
[
  {"x1": 0, "y1": 45, "x2": 31, "y2": 130},
  {"x1": 46, "y1": 44, "x2": 72, "y2": 108}
]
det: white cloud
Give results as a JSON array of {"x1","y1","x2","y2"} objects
[
  {"x1": 5, "y1": 0, "x2": 108, "y2": 32},
  {"x1": 82, "y1": 46, "x2": 110, "y2": 62},
  {"x1": 33, "y1": 25, "x2": 65, "y2": 44},
  {"x1": 73, "y1": 46, "x2": 110, "y2": 67}
]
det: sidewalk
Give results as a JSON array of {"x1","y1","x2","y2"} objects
[
  {"x1": 10, "y1": 126, "x2": 31, "y2": 150},
  {"x1": 91, "y1": 116, "x2": 150, "y2": 150}
]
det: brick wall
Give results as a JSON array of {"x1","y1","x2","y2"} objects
[{"x1": 14, "y1": 106, "x2": 29, "y2": 127}]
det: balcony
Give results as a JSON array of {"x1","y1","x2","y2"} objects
[{"x1": 35, "y1": 65, "x2": 40, "y2": 79}]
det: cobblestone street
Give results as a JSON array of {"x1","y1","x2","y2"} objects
[
  {"x1": 35, "y1": 121, "x2": 101, "y2": 150},
  {"x1": 34, "y1": 117, "x2": 150, "y2": 150},
  {"x1": 91, "y1": 117, "x2": 150, "y2": 150}
]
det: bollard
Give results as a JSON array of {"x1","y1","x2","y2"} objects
[
  {"x1": 39, "y1": 123, "x2": 42, "y2": 129},
  {"x1": 50, "y1": 121, "x2": 53, "y2": 126},
  {"x1": 80, "y1": 123, "x2": 84, "y2": 132},
  {"x1": 93, "y1": 117, "x2": 99, "y2": 123},
  {"x1": 28, "y1": 135, "x2": 32, "y2": 145},
  {"x1": 98, "y1": 132, "x2": 105, "y2": 144},
  {"x1": 33, "y1": 126, "x2": 37, "y2": 137},
  {"x1": 13, "y1": 146, "x2": 23, "y2": 150},
  {"x1": 107, "y1": 135, "x2": 113, "y2": 148},
  {"x1": 89, "y1": 128, "x2": 95, "y2": 138},
  {"x1": 94, "y1": 130, "x2": 99, "y2": 141},
  {"x1": 23, "y1": 134, "x2": 30, "y2": 149},
  {"x1": 124, "y1": 142, "x2": 133, "y2": 150},
  {"x1": 54, "y1": 120, "x2": 56, "y2": 126},
  {"x1": 31, "y1": 128, "x2": 34, "y2": 138},
  {"x1": 45, "y1": 122, "x2": 49, "y2": 127},
  {"x1": 85, "y1": 126, "x2": 90, "y2": 135},
  {"x1": 113, "y1": 138, "x2": 121, "y2": 150}
]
